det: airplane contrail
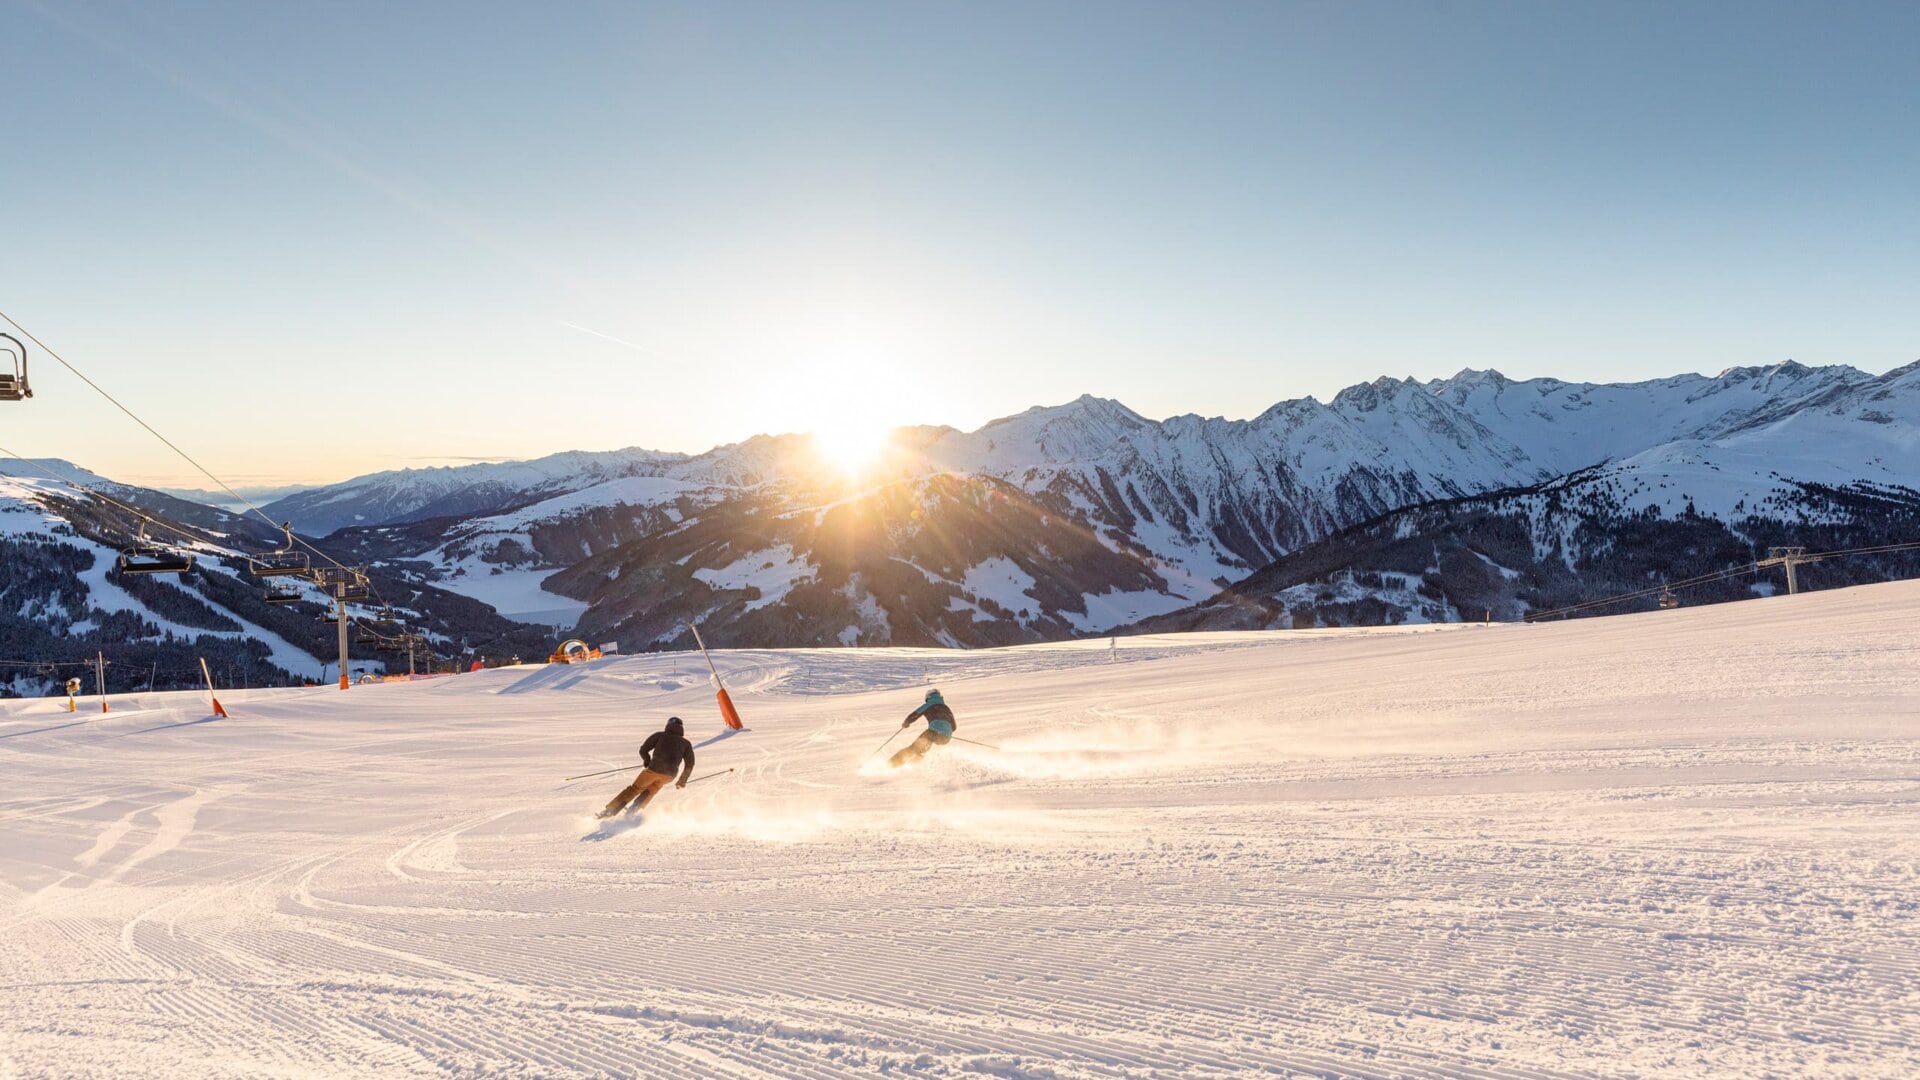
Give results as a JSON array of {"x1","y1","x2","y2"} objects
[{"x1": 559, "y1": 321, "x2": 669, "y2": 357}]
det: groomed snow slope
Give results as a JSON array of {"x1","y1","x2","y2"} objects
[{"x1": 3, "y1": 582, "x2": 1918, "y2": 1078}]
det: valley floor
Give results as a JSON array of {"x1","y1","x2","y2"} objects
[{"x1": 2, "y1": 583, "x2": 1917, "y2": 1077}]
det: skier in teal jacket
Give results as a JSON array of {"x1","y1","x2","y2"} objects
[{"x1": 890, "y1": 689, "x2": 956, "y2": 768}]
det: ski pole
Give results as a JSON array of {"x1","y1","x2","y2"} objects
[
  {"x1": 949, "y1": 735, "x2": 1000, "y2": 751},
  {"x1": 569, "y1": 763, "x2": 734, "y2": 784},
  {"x1": 564, "y1": 763, "x2": 638, "y2": 782},
  {"x1": 869, "y1": 727, "x2": 906, "y2": 759}
]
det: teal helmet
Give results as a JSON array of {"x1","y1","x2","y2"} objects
[{"x1": 925, "y1": 689, "x2": 943, "y2": 704}]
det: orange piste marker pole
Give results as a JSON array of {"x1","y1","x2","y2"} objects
[
  {"x1": 199, "y1": 657, "x2": 229, "y2": 718},
  {"x1": 688, "y1": 623, "x2": 744, "y2": 730},
  {"x1": 715, "y1": 686, "x2": 743, "y2": 730}
]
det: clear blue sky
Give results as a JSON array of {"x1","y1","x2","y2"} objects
[{"x1": 4, "y1": 0, "x2": 1916, "y2": 487}]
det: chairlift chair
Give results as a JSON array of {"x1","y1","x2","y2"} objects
[
  {"x1": 249, "y1": 523, "x2": 311, "y2": 577},
  {"x1": 312, "y1": 565, "x2": 371, "y2": 602},
  {"x1": 360, "y1": 609, "x2": 404, "y2": 647},
  {"x1": 0, "y1": 332, "x2": 29, "y2": 401},
  {"x1": 263, "y1": 581, "x2": 304, "y2": 605},
  {"x1": 1658, "y1": 584, "x2": 1679, "y2": 610},
  {"x1": 117, "y1": 523, "x2": 194, "y2": 575}
]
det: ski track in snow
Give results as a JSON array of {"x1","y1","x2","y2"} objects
[{"x1": 3, "y1": 582, "x2": 1919, "y2": 1077}]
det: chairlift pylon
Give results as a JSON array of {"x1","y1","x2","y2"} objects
[
  {"x1": 0, "y1": 332, "x2": 29, "y2": 402},
  {"x1": 117, "y1": 522, "x2": 194, "y2": 575},
  {"x1": 249, "y1": 522, "x2": 311, "y2": 577}
]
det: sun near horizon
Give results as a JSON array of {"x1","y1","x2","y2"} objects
[{"x1": 809, "y1": 424, "x2": 895, "y2": 478}]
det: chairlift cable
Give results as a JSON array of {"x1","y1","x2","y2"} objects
[
  {"x1": 0, "y1": 441, "x2": 204, "y2": 548},
  {"x1": 0, "y1": 310, "x2": 394, "y2": 605},
  {"x1": 1524, "y1": 535, "x2": 1920, "y2": 622},
  {"x1": 1797, "y1": 538, "x2": 1920, "y2": 561},
  {"x1": 1524, "y1": 562, "x2": 1759, "y2": 622},
  {"x1": 0, "y1": 308, "x2": 290, "y2": 540},
  {"x1": 0, "y1": 448, "x2": 394, "y2": 649}
]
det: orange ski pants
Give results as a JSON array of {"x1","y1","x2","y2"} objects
[{"x1": 604, "y1": 768, "x2": 675, "y2": 815}]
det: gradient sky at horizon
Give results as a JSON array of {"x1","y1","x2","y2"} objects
[{"x1": 4, "y1": 0, "x2": 1917, "y2": 488}]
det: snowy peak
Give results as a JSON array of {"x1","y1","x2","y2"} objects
[
  {"x1": 1328, "y1": 374, "x2": 1426, "y2": 413},
  {"x1": 950, "y1": 394, "x2": 1156, "y2": 468},
  {"x1": 1444, "y1": 367, "x2": 1511, "y2": 389}
]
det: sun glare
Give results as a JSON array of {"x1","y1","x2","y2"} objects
[
  {"x1": 762, "y1": 329, "x2": 919, "y2": 479},
  {"x1": 811, "y1": 424, "x2": 892, "y2": 476}
]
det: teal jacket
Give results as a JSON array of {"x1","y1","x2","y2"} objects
[{"x1": 906, "y1": 693, "x2": 956, "y2": 736}]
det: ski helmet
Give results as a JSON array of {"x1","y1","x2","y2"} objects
[{"x1": 924, "y1": 689, "x2": 942, "y2": 704}]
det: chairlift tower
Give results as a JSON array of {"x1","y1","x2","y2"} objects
[
  {"x1": 312, "y1": 567, "x2": 371, "y2": 689},
  {"x1": 334, "y1": 595, "x2": 350, "y2": 689},
  {"x1": 1756, "y1": 546, "x2": 1812, "y2": 596}
]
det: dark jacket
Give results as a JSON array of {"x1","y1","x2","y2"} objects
[{"x1": 640, "y1": 720, "x2": 694, "y2": 781}]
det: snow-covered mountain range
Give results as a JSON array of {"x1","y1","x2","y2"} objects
[
  {"x1": 5, "y1": 359, "x2": 1915, "y2": 679},
  {"x1": 259, "y1": 448, "x2": 694, "y2": 535},
  {"x1": 275, "y1": 359, "x2": 1920, "y2": 646}
]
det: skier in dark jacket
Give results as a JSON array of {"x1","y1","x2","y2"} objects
[
  {"x1": 890, "y1": 689, "x2": 956, "y2": 768},
  {"x1": 597, "y1": 716, "x2": 696, "y2": 818}
]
